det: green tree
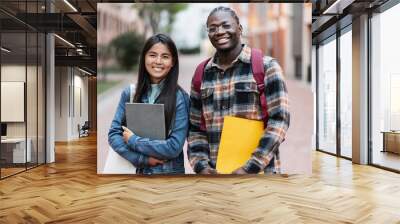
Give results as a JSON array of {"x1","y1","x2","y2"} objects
[
  {"x1": 97, "y1": 44, "x2": 112, "y2": 80},
  {"x1": 134, "y1": 3, "x2": 187, "y2": 34},
  {"x1": 110, "y1": 32, "x2": 145, "y2": 71}
]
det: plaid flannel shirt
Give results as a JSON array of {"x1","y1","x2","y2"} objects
[{"x1": 188, "y1": 45, "x2": 290, "y2": 174}]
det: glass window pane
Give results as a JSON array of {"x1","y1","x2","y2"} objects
[
  {"x1": 340, "y1": 29, "x2": 352, "y2": 158},
  {"x1": 371, "y1": 4, "x2": 400, "y2": 171},
  {"x1": 1, "y1": 31, "x2": 27, "y2": 177},
  {"x1": 1, "y1": 1, "x2": 46, "y2": 179},
  {"x1": 318, "y1": 36, "x2": 337, "y2": 154},
  {"x1": 27, "y1": 31, "x2": 38, "y2": 169}
]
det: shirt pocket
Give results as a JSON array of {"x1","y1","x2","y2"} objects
[
  {"x1": 200, "y1": 87, "x2": 215, "y2": 121},
  {"x1": 233, "y1": 81, "x2": 260, "y2": 116}
]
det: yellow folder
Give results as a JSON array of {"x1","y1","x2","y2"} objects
[{"x1": 216, "y1": 116, "x2": 265, "y2": 174}]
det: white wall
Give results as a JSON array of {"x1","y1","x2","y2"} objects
[
  {"x1": 72, "y1": 71, "x2": 89, "y2": 138},
  {"x1": 54, "y1": 67, "x2": 89, "y2": 141},
  {"x1": 54, "y1": 66, "x2": 69, "y2": 141}
]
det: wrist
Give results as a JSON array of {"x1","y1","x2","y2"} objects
[{"x1": 127, "y1": 134, "x2": 138, "y2": 150}]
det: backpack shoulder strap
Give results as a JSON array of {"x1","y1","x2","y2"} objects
[
  {"x1": 251, "y1": 49, "x2": 264, "y2": 85},
  {"x1": 251, "y1": 48, "x2": 269, "y2": 126},
  {"x1": 192, "y1": 58, "x2": 211, "y2": 93},
  {"x1": 192, "y1": 58, "x2": 211, "y2": 131},
  {"x1": 129, "y1": 84, "x2": 135, "y2": 103}
]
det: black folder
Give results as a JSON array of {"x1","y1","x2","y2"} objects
[{"x1": 125, "y1": 103, "x2": 166, "y2": 140}]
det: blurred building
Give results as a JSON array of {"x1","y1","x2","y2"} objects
[
  {"x1": 97, "y1": 3, "x2": 148, "y2": 46},
  {"x1": 231, "y1": 3, "x2": 312, "y2": 83},
  {"x1": 97, "y1": 3, "x2": 148, "y2": 70}
]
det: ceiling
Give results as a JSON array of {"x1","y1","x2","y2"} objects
[
  {"x1": 0, "y1": 0, "x2": 98, "y2": 74},
  {"x1": 312, "y1": 0, "x2": 390, "y2": 44}
]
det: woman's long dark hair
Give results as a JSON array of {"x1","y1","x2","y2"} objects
[{"x1": 134, "y1": 33, "x2": 180, "y2": 137}]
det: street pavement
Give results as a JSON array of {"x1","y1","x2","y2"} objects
[{"x1": 97, "y1": 54, "x2": 313, "y2": 174}]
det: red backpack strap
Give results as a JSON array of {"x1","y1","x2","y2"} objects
[
  {"x1": 251, "y1": 49, "x2": 269, "y2": 126},
  {"x1": 192, "y1": 58, "x2": 211, "y2": 131}
]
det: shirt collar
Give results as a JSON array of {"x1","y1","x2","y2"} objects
[
  {"x1": 143, "y1": 78, "x2": 166, "y2": 101},
  {"x1": 150, "y1": 78, "x2": 166, "y2": 90},
  {"x1": 205, "y1": 44, "x2": 251, "y2": 71}
]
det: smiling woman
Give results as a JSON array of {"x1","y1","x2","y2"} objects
[
  {"x1": 144, "y1": 43, "x2": 174, "y2": 84},
  {"x1": 107, "y1": 34, "x2": 190, "y2": 175}
]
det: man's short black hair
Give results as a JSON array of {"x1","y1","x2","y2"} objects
[{"x1": 207, "y1": 6, "x2": 240, "y2": 25}]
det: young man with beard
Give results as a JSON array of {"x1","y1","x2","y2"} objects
[{"x1": 188, "y1": 6, "x2": 290, "y2": 174}]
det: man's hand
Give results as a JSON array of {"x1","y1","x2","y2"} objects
[
  {"x1": 122, "y1": 126, "x2": 134, "y2": 143},
  {"x1": 148, "y1": 157, "x2": 164, "y2": 166},
  {"x1": 232, "y1": 167, "x2": 249, "y2": 174},
  {"x1": 199, "y1": 167, "x2": 218, "y2": 174}
]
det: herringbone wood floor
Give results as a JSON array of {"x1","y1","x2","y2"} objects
[{"x1": 1, "y1": 134, "x2": 400, "y2": 224}]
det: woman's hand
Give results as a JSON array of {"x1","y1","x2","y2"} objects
[
  {"x1": 148, "y1": 157, "x2": 164, "y2": 166},
  {"x1": 121, "y1": 126, "x2": 163, "y2": 167},
  {"x1": 122, "y1": 126, "x2": 134, "y2": 143}
]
